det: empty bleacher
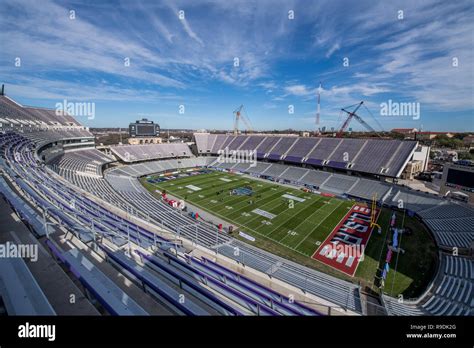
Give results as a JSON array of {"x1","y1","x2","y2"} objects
[
  {"x1": 245, "y1": 161, "x2": 272, "y2": 175},
  {"x1": 301, "y1": 170, "x2": 332, "y2": 187},
  {"x1": 425, "y1": 217, "x2": 474, "y2": 234},
  {"x1": 111, "y1": 143, "x2": 193, "y2": 162},
  {"x1": 239, "y1": 135, "x2": 265, "y2": 152},
  {"x1": 418, "y1": 203, "x2": 474, "y2": 220},
  {"x1": 22, "y1": 129, "x2": 93, "y2": 144},
  {"x1": 445, "y1": 255, "x2": 473, "y2": 279},
  {"x1": 103, "y1": 248, "x2": 215, "y2": 315},
  {"x1": 185, "y1": 255, "x2": 321, "y2": 315},
  {"x1": 326, "y1": 139, "x2": 365, "y2": 166},
  {"x1": 47, "y1": 245, "x2": 149, "y2": 315},
  {"x1": 306, "y1": 138, "x2": 342, "y2": 165},
  {"x1": 421, "y1": 254, "x2": 473, "y2": 315},
  {"x1": 0, "y1": 96, "x2": 89, "y2": 135},
  {"x1": 284, "y1": 137, "x2": 319, "y2": 163},
  {"x1": 347, "y1": 178, "x2": 391, "y2": 200},
  {"x1": 278, "y1": 166, "x2": 308, "y2": 182},
  {"x1": 391, "y1": 189, "x2": 443, "y2": 212},
  {"x1": 24, "y1": 106, "x2": 80, "y2": 126},
  {"x1": 260, "y1": 163, "x2": 287, "y2": 178},
  {"x1": 232, "y1": 162, "x2": 252, "y2": 172},
  {"x1": 400, "y1": 197, "x2": 474, "y2": 249},
  {"x1": 0, "y1": 256, "x2": 56, "y2": 315},
  {"x1": 3, "y1": 96, "x2": 474, "y2": 319},
  {"x1": 351, "y1": 140, "x2": 400, "y2": 174},
  {"x1": 434, "y1": 232, "x2": 473, "y2": 250},
  {"x1": 194, "y1": 134, "x2": 417, "y2": 178},
  {"x1": 383, "y1": 295, "x2": 425, "y2": 316},
  {"x1": 210, "y1": 135, "x2": 228, "y2": 153},
  {"x1": 49, "y1": 149, "x2": 115, "y2": 177},
  {"x1": 384, "y1": 254, "x2": 473, "y2": 316},
  {"x1": 227, "y1": 135, "x2": 248, "y2": 150},
  {"x1": 194, "y1": 133, "x2": 210, "y2": 154},
  {"x1": 321, "y1": 174, "x2": 358, "y2": 194},
  {"x1": 255, "y1": 136, "x2": 280, "y2": 157},
  {"x1": 266, "y1": 137, "x2": 298, "y2": 161}
]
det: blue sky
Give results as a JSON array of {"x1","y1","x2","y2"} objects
[{"x1": 1, "y1": 0, "x2": 473, "y2": 131}]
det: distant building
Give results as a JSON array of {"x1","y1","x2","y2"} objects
[
  {"x1": 391, "y1": 128, "x2": 418, "y2": 135},
  {"x1": 128, "y1": 137, "x2": 162, "y2": 145},
  {"x1": 401, "y1": 160, "x2": 424, "y2": 180},
  {"x1": 463, "y1": 135, "x2": 474, "y2": 148},
  {"x1": 401, "y1": 145, "x2": 430, "y2": 180},
  {"x1": 415, "y1": 132, "x2": 455, "y2": 141},
  {"x1": 432, "y1": 149, "x2": 458, "y2": 162}
]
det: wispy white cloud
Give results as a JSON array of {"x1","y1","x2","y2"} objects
[
  {"x1": 284, "y1": 84, "x2": 315, "y2": 97},
  {"x1": 178, "y1": 13, "x2": 204, "y2": 46},
  {"x1": 2, "y1": 74, "x2": 181, "y2": 102},
  {"x1": 325, "y1": 42, "x2": 340, "y2": 58}
]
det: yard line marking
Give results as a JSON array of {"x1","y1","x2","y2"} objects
[
  {"x1": 189, "y1": 175, "x2": 256, "y2": 204},
  {"x1": 294, "y1": 200, "x2": 347, "y2": 249},
  {"x1": 161, "y1": 187, "x2": 312, "y2": 257},
  {"x1": 185, "y1": 176, "x2": 247, "y2": 204},
  {"x1": 231, "y1": 188, "x2": 312, "y2": 229},
  {"x1": 150, "y1": 171, "x2": 344, "y2": 258},
  {"x1": 190, "y1": 174, "x2": 318, "y2": 237},
  {"x1": 278, "y1": 198, "x2": 332, "y2": 244},
  {"x1": 211, "y1": 183, "x2": 278, "y2": 214},
  {"x1": 213, "y1": 185, "x2": 289, "y2": 220},
  {"x1": 259, "y1": 195, "x2": 326, "y2": 240}
]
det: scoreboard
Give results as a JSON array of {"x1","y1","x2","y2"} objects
[
  {"x1": 446, "y1": 168, "x2": 474, "y2": 193},
  {"x1": 129, "y1": 119, "x2": 160, "y2": 137},
  {"x1": 440, "y1": 163, "x2": 474, "y2": 203}
]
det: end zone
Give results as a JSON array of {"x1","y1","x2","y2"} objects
[{"x1": 312, "y1": 205, "x2": 380, "y2": 277}]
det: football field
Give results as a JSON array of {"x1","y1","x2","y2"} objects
[
  {"x1": 140, "y1": 169, "x2": 438, "y2": 297},
  {"x1": 145, "y1": 170, "x2": 354, "y2": 258}
]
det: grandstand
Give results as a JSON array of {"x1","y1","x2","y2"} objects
[
  {"x1": 0, "y1": 95, "x2": 83, "y2": 128},
  {"x1": 1, "y1": 131, "x2": 325, "y2": 316},
  {"x1": 110, "y1": 143, "x2": 193, "y2": 163},
  {"x1": 49, "y1": 149, "x2": 115, "y2": 177},
  {"x1": 0, "y1": 94, "x2": 473, "y2": 318},
  {"x1": 193, "y1": 133, "x2": 418, "y2": 178},
  {"x1": 384, "y1": 254, "x2": 473, "y2": 316}
]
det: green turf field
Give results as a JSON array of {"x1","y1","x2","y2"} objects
[{"x1": 140, "y1": 169, "x2": 437, "y2": 298}]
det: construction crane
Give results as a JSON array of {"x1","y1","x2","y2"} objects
[
  {"x1": 337, "y1": 101, "x2": 381, "y2": 137},
  {"x1": 233, "y1": 104, "x2": 253, "y2": 135}
]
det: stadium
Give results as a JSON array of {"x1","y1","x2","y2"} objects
[
  {"x1": 1, "y1": 0, "x2": 473, "y2": 345},
  {"x1": 0, "y1": 92, "x2": 472, "y2": 319}
]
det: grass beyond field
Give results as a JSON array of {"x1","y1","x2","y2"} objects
[{"x1": 140, "y1": 170, "x2": 437, "y2": 298}]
